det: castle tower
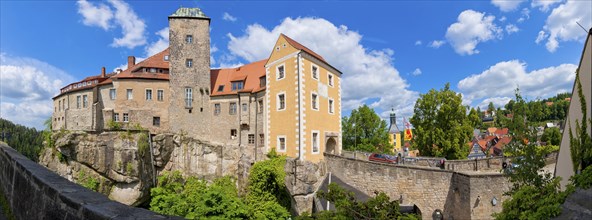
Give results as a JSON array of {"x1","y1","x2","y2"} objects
[
  {"x1": 388, "y1": 108, "x2": 402, "y2": 153},
  {"x1": 168, "y1": 8, "x2": 211, "y2": 138}
]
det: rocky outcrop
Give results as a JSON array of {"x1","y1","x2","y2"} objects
[
  {"x1": 39, "y1": 130, "x2": 154, "y2": 206},
  {"x1": 39, "y1": 131, "x2": 254, "y2": 206},
  {"x1": 284, "y1": 158, "x2": 327, "y2": 215}
]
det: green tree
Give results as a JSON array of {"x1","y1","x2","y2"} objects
[
  {"x1": 342, "y1": 105, "x2": 390, "y2": 153},
  {"x1": 568, "y1": 73, "x2": 592, "y2": 173},
  {"x1": 541, "y1": 127, "x2": 561, "y2": 146},
  {"x1": 409, "y1": 83, "x2": 472, "y2": 159},
  {"x1": 0, "y1": 118, "x2": 44, "y2": 161},
  {"x1": 149, "y1": 154, "x2": 290, "y2": 219},
  {"x1": 488, "y1": 102, "x2": 496, "y2": 116},
  {"x1": 468, "y1": 108, "x2": 482, "y2": 129},
  {"x1": 310, "y1": 183, "x2": 419, "y2": 219}
]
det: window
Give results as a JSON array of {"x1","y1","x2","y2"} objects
[
  {"x1": 217, "y1": 85, "x2": 224, "y2": 92},
  {"x1": 76, "y1": 96, "x2": 81, "y2": 109},
  {"x1": 231, "y1": 129, "x2": 237, "y2": 139},
  {"x1": 329, "y1": 98, "x2": 334, "y2": 114},
  {"x1": 153, "y1": 117, "x2": 160, "y2": 127},
  {"x1": 146, "y1": 89, "x2": 152, "y2": 101},
  {"x1": 259, "y1": 134, "x2": 264, "y2": 145},
  {"x1": 277, "y1": 136, "x2": 286, "y2": 152},
  {"x1": 258, "y1": 100, "x2": 263, "y2": 114},
  {"x1": 185, "y1": 88, "x2": 193, "y2": 108},
  {"x1": 260, "y1": 76, "x2": 266, "y2": 88},
  {"x1": 113, "y1": 113, "x2": 119, "y2": 122},
  {"x1": 232, "y1": 81, "x2": 244, "y2": 91},
  {"x1": 157, "y1": 90, "x2": 164, "y2": 101},
  {"x1": 58, "y1": 100, "x2": 61, "y2": 111},
  {"x1": 186, "y1": 35, "x2": 193, "y2": 43},
  {"x1": 123, "y1": 113, "x2": 129, "y2": 122},
  {"x1": 229, "y1": 102, "x2": 237, "y2": 115},
  {"x1": 214, "y1": 103, "x2": 221, "y2": 115},
  {"x1": 277, "y1": 93, "x2": 285, "y2": 110},
  {"x1": 127, "y1": 89, "x2": 133, "y2": 100},
  {"x1": 150, "y1": 68, "x2": 156, "y2": 73},
  {"x1": 62, "y1": 99, "x2": 65, "y2": 110},
  {"x1": 83, "y1": 95, "x2": 88, "y2": 108},
  {"x1": 328, "y1": 74, "x2": 334, "y2": 87},
  {"x1": 83, "y1": 82, "x2": 87, "y2": 87},
  {"x1": 164, "y1": 55, "x2": 169, "y2": 61},
  {"x1": 110, "y1": 89, "x2": 116, "y2": 100},
  {"x1": 312, "y1": 65, "x2": 319, "y2": 80},
  {"x1": 311, "y1": 93, "x2": 318, "y2": 110},
  {"x1": 277, "y1": 65, "x2": 285, "y2": 80},
  {"x1": 248, "y1": 134, "x2": 255, "y2": 145},
  {"x1": 312, "y1": 131, "x2": 320, "y2": 154},
  {"x1": 242, "y1": 103, "x2": 248, "y2": 112},
  {"x1": 186, "y1": 59, "x2": 193, "y2": 68}
]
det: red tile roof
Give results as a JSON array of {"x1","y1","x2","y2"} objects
[
  {"x1": 210, "y1": 59, "x2": 267, "y2": 96},
  {"x1": 280, "y1": 34, "x2": 342, "y2": 74},
  {"x1": 494, "y1": 136, "x2": 512, "y2": 149},
  {"x1": 111, "y1": 48, "x2": 170, "y2": 80},
  {"x1": 495, "y1": 128, "x2": 509, "y2": 136},
  {"x1": 281, "y1": 34, "x2": 326, "y2": 63}
]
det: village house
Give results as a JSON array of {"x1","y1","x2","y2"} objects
[{"x1": 51, "y1": 7, "x2": 342, "y2": 163}]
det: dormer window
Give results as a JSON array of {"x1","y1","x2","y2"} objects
[
  {"x1": 150, "y1": 68, "x2": 156, "y2": 73},
  {"x1": 186, "y1": 59, "x2": 193, "y2": 68},
  {"x1": 260, "y1": 76, "x2": 266, "y2": 88},
  {"x1": 164, "y1": 55, "x2": 169, "y2": 61},
  {"x1": 218, "y1": 85, "x2": 224, "y2": 92},
  {"x1": 232, "y1": 81, "x2": 244, "y2": 91},
  {"x1": 186, "y1": 35, "x2": 193, "y2": 43}
]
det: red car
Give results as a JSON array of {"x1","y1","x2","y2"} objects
[{"x1": 369, "y1": 153, "x2": 397, "y2": 164}]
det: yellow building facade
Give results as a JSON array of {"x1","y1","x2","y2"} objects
[{"x1": 266, "y1": 34, "x2": 342, "y2": 162}]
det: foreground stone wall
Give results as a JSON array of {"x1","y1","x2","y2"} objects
[
  {"x1": 0, "y1": 143, "x2": 177, "y2": 219},
  {"x1": 325, "y1": 153, "x2": 509, "y2": 220}
]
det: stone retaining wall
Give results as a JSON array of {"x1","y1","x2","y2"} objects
[
  {"x1": 325, "y1": 153, "x2": 509, "y2": 220},
  {"x1": 0, "y1": 143, "x2": 178, "y2": 220}
]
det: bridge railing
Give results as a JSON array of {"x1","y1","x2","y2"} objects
[{"x1": 0, "y1": 143, "x2": 179, "y2": 220}]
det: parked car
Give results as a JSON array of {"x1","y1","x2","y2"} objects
[{"x1": 369, "y1": 153, "x2": 397, "y2": 164}]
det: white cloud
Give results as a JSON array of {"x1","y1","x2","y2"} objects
[
  {"x1": 499, "y1": 16, "x2": 507, "y2": 22},
  {"x1": 491, "y1": 0, "x2": 527, "y2": 12},
  {"x1": 108, "y1": 0, "x2": 146, "y2": 49},
  {"x1": 145, "y1": 27, "x2": 169, "y2": 57},
  {"x1": 445, "y1": 10, "x2": 502, "y2": 55},
  {"x1": 0, "y1": 53, "x2": 75, "y2": 129},
  {"x1": 531, "y1": 0, "x2": 563, "y2": 12},
  {"x1": 476, "y1": 97, "x2": 513, "y2": 110},
  {"x1": 412, "y1": 68, "x2": 422, "y2": 76},
  {"x1": 76, "y1": 0, "x2": 147, "y2": 49},
  {"x1": 505, "y1": 24, "x2": 520, "y2": 34},
  {"x1": 226, "y1": 17, "x2": 418, "y2": 119},
  {"x1": 77, "y1": 0, "x2": 113, "y2": 30},
  {"x1": 210, "y1": 45, "x2": 219, "y2": 65},
  {"x1": 415, "y1": 40, "x2": 422, "y2": 46},
  {"x1": 535, "y1": 30, "x2": 548, "y2": 44},
  {"x1": 223, "y1": 12, "x2": 237, "y2": 22},
  {"x1": 458, "y1": 60, "x2": 577, "y2": 106},
  {"x1": 539, "y1": 0, "x2": 592, "y2": 52},
  {"x1": 517, "y1": 8, "x2": 531, "y2": 23},
  {"x1": 429, "y1": 40, "x2": 445, "y2": 48}
]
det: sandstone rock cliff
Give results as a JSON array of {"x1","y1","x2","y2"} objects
[{"x1": 39, "y1": 130, "x2": 254, "y2": 206}]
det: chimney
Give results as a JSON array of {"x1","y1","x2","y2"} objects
[
  {"x1": 101, "y1": 67, "x2": 106, "y2": 78},
  {"x1": 127, "y1": 56, "x2": 136, "y2": 69}
]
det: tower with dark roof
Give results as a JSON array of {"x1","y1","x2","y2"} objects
[
  {"x1": 168, "y1": 7, "x2": 212, "y2": 138},
  {"x1": 388, "y1": 108, "x2": 402, "y2": 152}
]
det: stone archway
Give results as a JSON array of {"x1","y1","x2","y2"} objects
[{"x1": 325, "y1": 137, "x2": 337, "y2": 154}]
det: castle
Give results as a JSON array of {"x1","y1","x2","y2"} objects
[{"x1": 51, "y1": 7, "x2": 342, "y2": 163}]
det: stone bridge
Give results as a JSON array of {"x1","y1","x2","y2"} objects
[{"x1": 323, "y1": 153, "x2": 512, "y2": 220}]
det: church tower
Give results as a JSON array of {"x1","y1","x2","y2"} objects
[
  {"x1": 388, "y1": 108, "x2": 402, "y2": 153},
  {"x1": 168, "y1": 8, "x2": 212, "y2": 138}
]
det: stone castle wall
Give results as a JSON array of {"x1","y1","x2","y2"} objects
[
  {"x1": 324, "y1": 153, "x2": 509, "y2": 220},
  {"x1": 0, "y1": 143, "x2": 178, "y2": 220}
]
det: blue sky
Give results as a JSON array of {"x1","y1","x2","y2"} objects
[{"x1": 1, "y1": 0, "x2": 591, "y2": 129}]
